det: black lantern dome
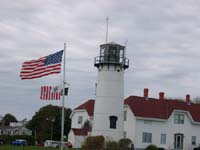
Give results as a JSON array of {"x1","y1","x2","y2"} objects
[{"x1": 94, "y1": 42, "x2": 129, "y2": 69}]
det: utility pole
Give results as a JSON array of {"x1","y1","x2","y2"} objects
[
  {"x1": 46, "y1": 117, "x2": 55, "y2": 147},
  {"x1": 51, "y1": 117, "x2": 55, "y2": 142}
]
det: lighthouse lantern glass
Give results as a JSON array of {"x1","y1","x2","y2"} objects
[
  {"x1": 95, "y1": 43, "x2": 129, "y2": 69},
  {"x1": 108, "y1": 45, "x2": 119, "y2": 62},
  {"x1": 100, "y1": 44, "x2": 124, "y2": 63}
]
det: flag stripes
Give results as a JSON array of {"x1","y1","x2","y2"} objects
[
  {"x1": 40, "y1": 86, "x2": 61, "y2": 100},
  {"x1": 21, "y1": 64, "x2": 61, "y2": 80},
  {"x1": 20, "y1": 50, "x2": 63, "y2": 80},
  {"x1": 21, "y1": 64, "x2": 61, "y2": 75}
]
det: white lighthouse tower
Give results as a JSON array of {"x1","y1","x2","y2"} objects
[{"x1": 92, "y1": 41, "x2": 129, "y2": 140}]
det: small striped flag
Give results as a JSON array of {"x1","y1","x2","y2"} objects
[
  {"x1": 40, "y1": 86, "x2": 61, "y2": 100},
  {"x1": 20, "y1": 50, "x2": 63, "y2": 80}
]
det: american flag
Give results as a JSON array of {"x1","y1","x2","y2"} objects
[
  {"x1": 40, "y1": 86, "x2": 61, "y2": 100},
  {"x1": 20, "y1": 50, "x2": 63, "y2": 80}
]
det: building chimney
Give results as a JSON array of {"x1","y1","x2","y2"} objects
[
  {"x1": 159, "y1": 92, "x2": 164, "y2": 101},
  {"x1": 144, "y1": 88, "x2": 149, "y2": 100},
  {"x1": 186, "y1": 94, "x2": 190, "y2": 104}
]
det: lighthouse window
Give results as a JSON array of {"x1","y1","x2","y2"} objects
[
  {"x1": 101, "y1": 48, "x2": 105, "y2": 55},
  {"x1": 108, "y1": 46, "x2": 117, "y2": 61},
  {"x1": 109, "y1": 46, "x2": 117, "y2": 51},
  {"x1": 120, "y1": 49, "x2": 124, "y2": 57},
  {"x1": 124, "y1": 111, "x2": 127, "y2": 121},
  {"x1": 100, "y1": 47, "x2": 106, "y2": 57},
  {"x1": 109, "y1": 116, "x2": 118, "y2": 129}
]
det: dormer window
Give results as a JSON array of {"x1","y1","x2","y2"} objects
[
  {"x1": 109, "y1": 116, "x2": 118, "y2": 129},
  {"x1": 174, "y1": 113, "x2": 184, "y2": 124}
]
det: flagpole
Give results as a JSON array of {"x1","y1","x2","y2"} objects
[{"x1": 61, "y1": 43, "x2": 66, "y2": 150}]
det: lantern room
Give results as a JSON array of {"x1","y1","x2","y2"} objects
[{"x1": 94, "y1": 42, "x2": 129, "y2": 69}]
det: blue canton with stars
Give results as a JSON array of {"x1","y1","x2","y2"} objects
[{"x1": 44, "y1": 50, "x2": 64, "y2": 65}]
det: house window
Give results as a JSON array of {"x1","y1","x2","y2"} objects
[
  {"x1": 161, "y1": 134, "x2": 166, "y2": 144},
  {"x1": 124, "y1": 131, "x2": 127, "y2": 138},
  {"x1": 124, "y1": 111, "x2": 127, "y2": 121},
  {"x1": 192, "y1": 136, "x2": 196, "y2": 146},
  {"x1": 142, "y1": 132, "x2": 152, "y2": 143},
  {"x1": 78, "y1": 116, "x2": 83, "y2": 124},
  {"x1": 109, "y1": 116, "x2": 118, "y2": 129},
  {"x1": 174, "y1": 114, "x2": 184, "y2": 124}
]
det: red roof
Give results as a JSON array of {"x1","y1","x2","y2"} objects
[
  {"x1": 74, "y1": 99, "x2": 95, "y2": 117},
  {"x1": 124, "y1": 96, "x2": 200, "y2": 122},
  {"x1": 72, "y1": 128, "x2": 89, "y2": 136},
  {"x1": 74, "y1": 97, "x2": 200, "y2": 123}
]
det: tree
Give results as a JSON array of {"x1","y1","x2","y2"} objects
[
  {"x1": 2, "y1": 113, "x2": 18, "y2": 126},
  {"x1": 26, "y1": 105, "x2": 71, "y2": 142}
]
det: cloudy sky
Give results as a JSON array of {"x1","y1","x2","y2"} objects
[{"x1": 1, "y1": 0, "x2": 200, "y2": 120}]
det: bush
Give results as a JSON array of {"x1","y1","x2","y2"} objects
[
  {"x1": 0, "y1": 135, "x2": 35, "y2": 145},
  {"x1": 146, "y1": 144, "x2": 158, "y2": 150},
  {"x1": 118, "y1": 138, "x2": 132, "y2": 150},
  {"x1": 82, "y1": 135, "x2": 104, "y2": 149},
  {"x1": 106, "y1": 141, "x2": 120, "y2": 150}
]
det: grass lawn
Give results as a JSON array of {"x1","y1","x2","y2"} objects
[{"x1": 0, "y1": 145, "x2": 79, "y2": 150}]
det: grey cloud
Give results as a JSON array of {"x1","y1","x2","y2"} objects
[{"x1": 1, "y1": 0, "x2": 200, "y2": 120}]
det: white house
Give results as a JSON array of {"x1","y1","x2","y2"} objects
[
  {"x1": 0, "y1": 126, "x2": 32, "y2": 136},
  {"x1": 0, "y1": 120, "x2": 32, "y2": 136},
  {"x1": 68, "y1": 99, "x2": 94, "y2": 148},
  {"x1": 69, "y1": 89, "x2": 200, "y2": 150}
]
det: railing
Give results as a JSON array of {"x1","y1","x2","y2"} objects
[{"x1": 94, "y1": 56, "x2": 129, "y2": 69}]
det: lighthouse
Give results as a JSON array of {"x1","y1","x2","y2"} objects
[{"x1": 92, "y1": 42, "x2": 129, "y2": 140}]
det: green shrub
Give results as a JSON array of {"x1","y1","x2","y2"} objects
[
  {"x1": 118, "y1": 138, "x2": 132, "y2": 150},
  {"x1": 0, "y1": 135, "x2": 35, "y2": 145},
  {"x1": 106, "y1": 141, "x2": 120, "y2": 150},
  {"x1": 146, "y1": 144, "x2": 158, "y2": 150},
  {"x1": 82, "y1": 135, "x2": 104, "y2": 149}
]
